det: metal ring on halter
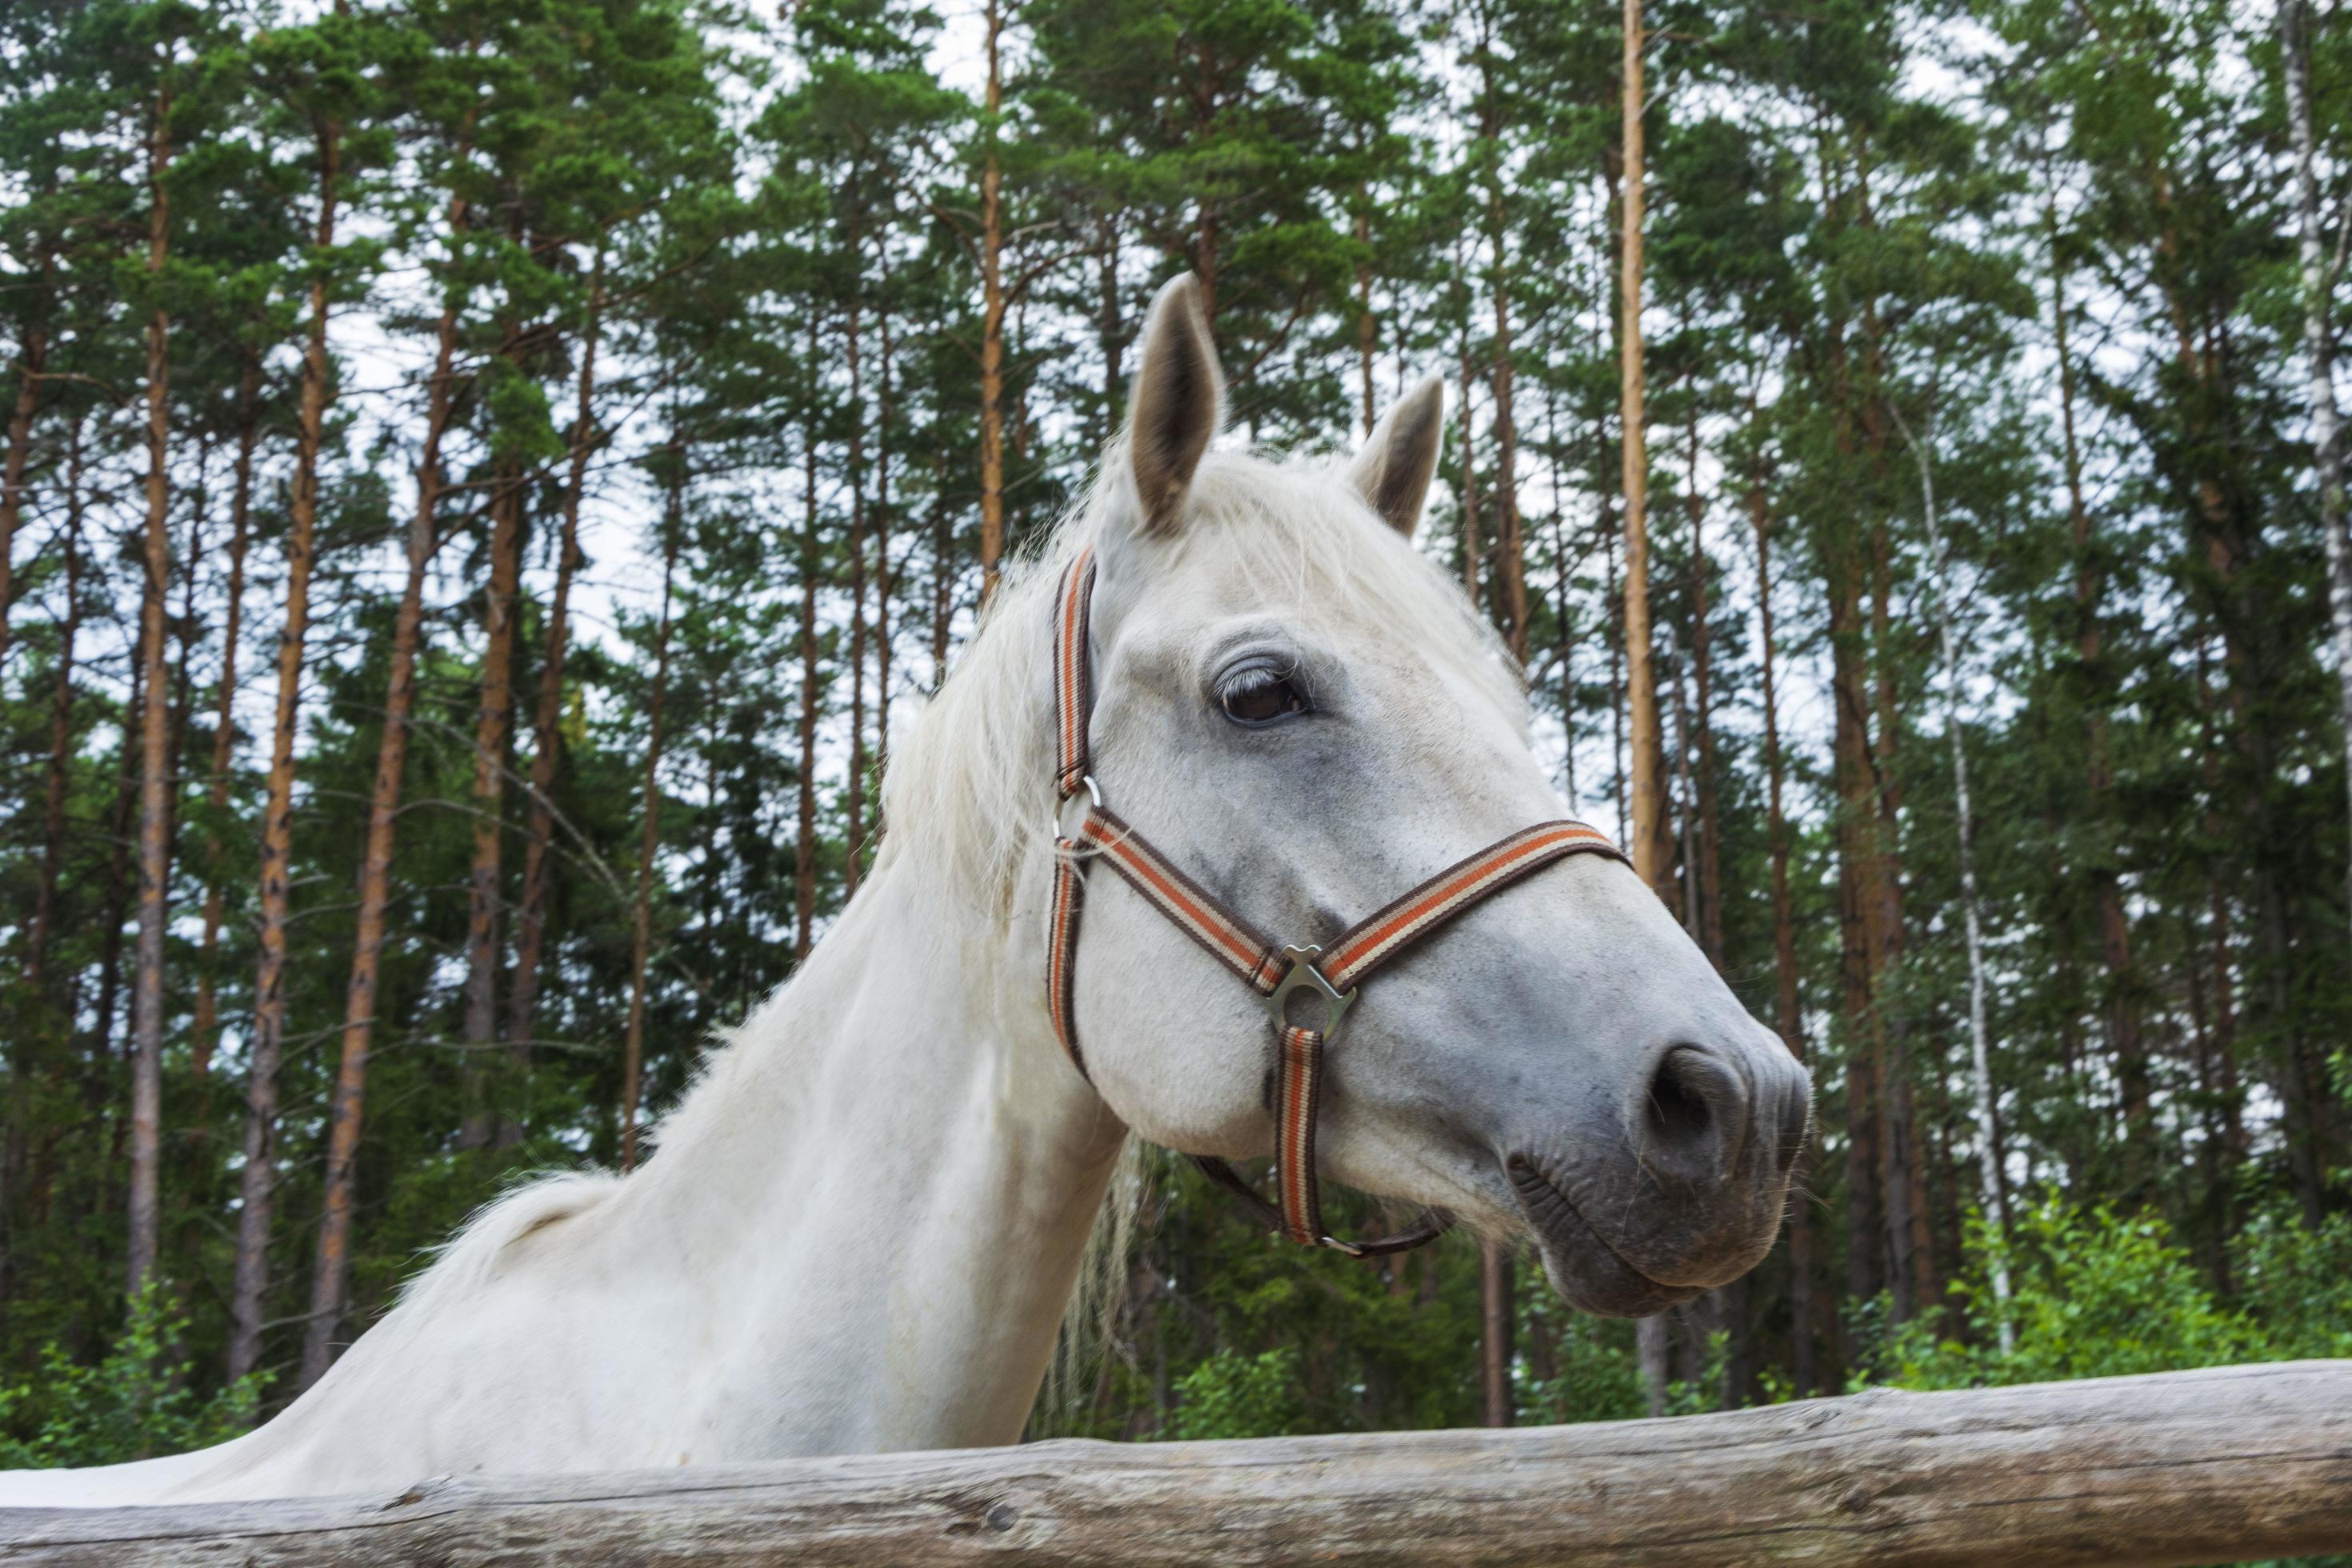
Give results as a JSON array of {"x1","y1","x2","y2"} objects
[
  {"x1": 1261, "y1": 943, "x2": 1356, "y2": 1042},
  {"x1": 1051, "y1": 774, "x2": 1105, "y2": 839}
]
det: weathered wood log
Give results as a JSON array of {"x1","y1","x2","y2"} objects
[{"x1": 5, "y1": 1360, "x2": 2350, "y2": 1566}]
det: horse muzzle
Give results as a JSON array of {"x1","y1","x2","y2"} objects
[{"x1": 1502, "y1": 1029, "x2": 1811, "y2": 1318}]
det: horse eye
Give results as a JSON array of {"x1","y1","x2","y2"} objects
[{"x1": 1220, "y1": 669, "x2": 1306, "y2": 726}]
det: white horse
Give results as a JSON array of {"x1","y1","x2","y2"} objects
[{"x1": 0, "y1": 276, "x2": 1807, "y2": 1507}]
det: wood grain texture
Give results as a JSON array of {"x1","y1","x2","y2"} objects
[{"x1": 5, "y1": 1360, "x2": 2350, "y2": 1566}]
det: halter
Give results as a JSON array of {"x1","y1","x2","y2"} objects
[{"x1": 1046, "y1": 545, "x2": 1629, "y2": 1257}]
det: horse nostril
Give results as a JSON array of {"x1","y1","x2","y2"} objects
[
  {"x1": 1646, "y1": 1048, "x2": 1715, "y2": 1142},
  {"x1": 1641, "y1": 1045, "x2": 1750, "y2": 1180}
]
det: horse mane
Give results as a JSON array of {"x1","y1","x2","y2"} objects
[{"x1": 393, "y1": 1171, "x2": 621, "y2": 1324}]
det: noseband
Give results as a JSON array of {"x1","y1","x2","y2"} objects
[{"x1": 1045, "y1": 545, "x2": 1629, "y2": 1257}]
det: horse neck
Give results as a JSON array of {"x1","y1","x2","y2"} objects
[{"x1": 618, "y1": 847, "x2": 1126, "y2": 1454}]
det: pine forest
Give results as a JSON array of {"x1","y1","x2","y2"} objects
[{"x1": 2, "y1": 0, "x2": 2350, "y2": 1458}]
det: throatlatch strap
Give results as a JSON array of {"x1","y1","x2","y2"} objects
[
  {"x1": 1043, "y1": 545, "x2": 1623, "y2": 1258},
  {"x1": 1054, "y1": 546, "x2": 1098, "y2": 799},
  {"x1": 1046, "y1": 844, "x2": 1089, "y2": 1079}
]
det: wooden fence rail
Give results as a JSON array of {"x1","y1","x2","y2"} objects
[{"x1": 5, "y1": 1359, "x2": 2350, "y2": 1566}]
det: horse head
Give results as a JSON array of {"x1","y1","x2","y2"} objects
[{"x1": 1046, "y1": 276, "x2": 1809, "y2": 1314}]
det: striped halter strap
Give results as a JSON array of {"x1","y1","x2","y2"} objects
[{"x1": 1045, "y1": 544, "x2": 1629, "y2": 1257}]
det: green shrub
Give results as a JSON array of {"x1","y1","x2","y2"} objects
[
  {"x1": 0, "y1": 1286, "x2": 261, "y2": 1470},
  {"x1": 2232, "y1": 1210, "x2": 2352, "y2": 1361},
  {"x1": 1519, "y1": 1317, "x2": 1646, "y2": 1426},
  {"x1": 1874, "y1": 1198, "x2": 2260, "y2": 1391},
  {"x1": 1166, "y1": 1347, "x2": 1306, "y2": 1442}
]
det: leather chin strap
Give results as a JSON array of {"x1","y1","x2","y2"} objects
[{"x1": 1046, "y1": 545, "x2": 1629, "y2": 1258}]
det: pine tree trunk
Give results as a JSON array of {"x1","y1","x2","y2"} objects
[
  {"x1": 872, "y1": 272, "x2": 896, "y2": 826},
  {"x1": 2196, "y1": 646, "x2": 2246, "y2": 1182},
  {"x1": 1098, "y1": 218, "x2": 1125, "y2": 445},
  {"x1": 1455, "y1": 232, "x2": 1482, "y2": 613},
  {"x1": 1618, "y1": 0, "x2": 1671, "y2": 902},
  {"x1": 95, "y1": 662, "x2": 144, "y2": 1082},
  {"x1": 796, "y1": 318, "x2": 822, "y2": 964},
  {"x1": 1607, "y1": 530, "x2": 1625, "y2": 831},
  {"x1": 459, "y1": 456, "x2": 525, "y2": 1065},
  {"x1": 1667, "y1": 630, "x2": 1699, "y2": 935},
  {"x1": 1588, "y1": 238, "x2": 1624, "y2": 830},
  {"x1": 845, "y1": 290, "x2": 870, "y2": 899},
  {"x1": 125, "y1": 74, "x2": 178, "y2": 1301},
  {"x1": 930, "y1": 450, "x2": 951, "y2": 684},
  {"x1": 1862, "y1": 461, "x2": 1930, "y2": 1325},
  {"x1": 190, "y1": 362, "x2": 261, "y2": 1080},
  {"x1": 977, "y1": 0, "x2": 1007, "y2": 602},
  {"x1": 90, "y1": 661, "x2": 145, "y2": 1250},
  {"x1": 622, "y1": 505, "x2": 682, "y2": 1172},
  {"x1": 1478, "y1": 1239, "x2": 1514, "y2": 1427},
  {"x1": 1546, "y1": 502, "x2": 1580, "y2": 805},
  {"x1": 1636, "y1": 1314, "x2": 1667, "y2": 1418},
  {"x1": 1685, "y1": 416, "x2": 1723, "y2": 965},
  {"x1": 1850, "y1": 150, "x2": 1934, "y2": 1321},
  {"x1": 1354, "y1": 200, "x2": 1375, "y2": 438},
  {"x1": 510, "y1": 255, "x2": 604, "y2": 1058},
  {"x1": 2180, "y1": 915, "x2": 2233, "y2": 1294},
  {"x1": 26, "y1": 413, "x2": 86, "y2": 1001},
  {"x1": 2280, "y1": 0, "x2": 2352, "y2": 944},
  {"x1": 159, "y1": 453, "x2": 205, "y2": 1079},
  {"x1": 1478, "y1": 32, "x2": 1529, "y2": 662},
  {"x1": 229, "y1": 109, "x2": 340, "y2": 1379},
  {"x1": 298, "y1": 202, "x2": 462, "y2": 1395},
  {"x1": 0, "y1": 256, "x2": 50, "y2": 673},
  {"x1": 1827, "y1": 368, "x2": 1886, "y2": 1319},
  {"x1": 457, "y1": 199, "x2": 534, "y2": 1134}
]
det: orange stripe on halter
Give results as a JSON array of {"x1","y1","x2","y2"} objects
[
  {"x1": 1324, "y1": 822, "x2": 1617, "y2": 989},
  {"x1": 1084, "y1": 819, "x2": 1270, "y2": 979},
  {"x1": 1043, "y1": 551, "x2": 1628, "y2": 1258}
]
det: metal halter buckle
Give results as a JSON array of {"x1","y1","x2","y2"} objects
[
  {"x1": 1261, "y1": 944, "x2": 1357, "y2": 1041},
  {"x1": 1051, "y1": 774, "x2": 1104, "y2": 839}
]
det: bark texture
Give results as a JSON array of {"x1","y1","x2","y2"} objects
[
  {"x1": 1618, "y1": 0, "x2": 1672, "y2": 896},
  {"x1": 976, "y1": 0, "x2": 1008, "y2": 602},
  {"x1": 124, "y1": 74, "x2": 178, "y2": 1300},
  {"x1": 14, "y1": 1364, "x2": 2350, "y2": 1567}
]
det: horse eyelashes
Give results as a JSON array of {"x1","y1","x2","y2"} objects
[{"x1": 1220, "y1": 666, "x2": 1308, "y2": 726}]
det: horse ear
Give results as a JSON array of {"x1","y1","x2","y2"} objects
[
  {"x1": 1348, "y1": 374, "x2": 1446, "y2": 538},
  {"x1": 1125, "y1": 274, "x2": 1225, "y2": 536}
]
